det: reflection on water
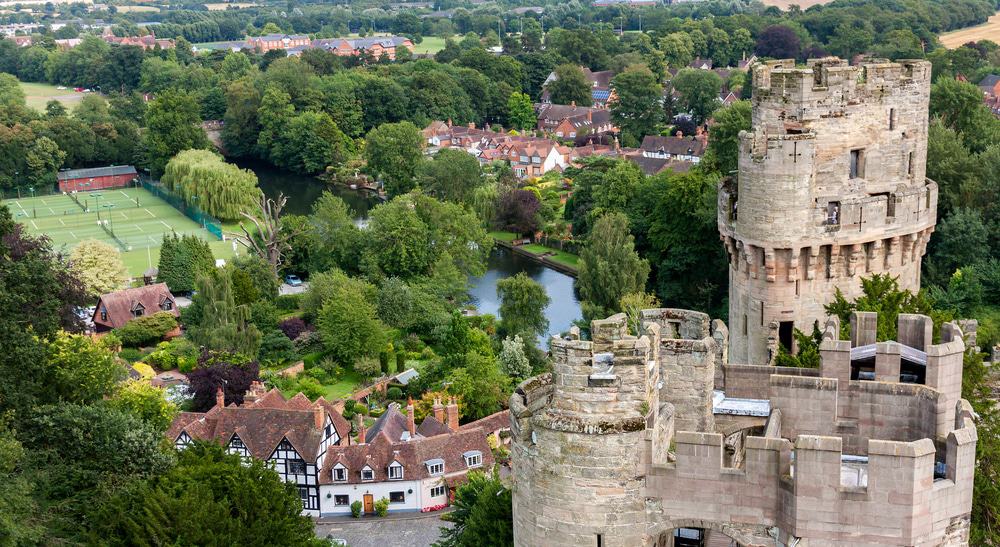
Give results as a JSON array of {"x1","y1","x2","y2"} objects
[
  {"x1": 237, "y1": 158, "x2": 582, "y2": 348},
  {"x1": 467, "y1": 247, "x2": 582, "y2": 348}
]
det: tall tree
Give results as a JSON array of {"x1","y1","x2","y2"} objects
[
  {"x1": 230, "y1": 192, "x2": 301, "y2": 275},
  {"x1": 671, "y1": 69, "x2": 723, "y2": 125},
  {"x1": 703, "y1": 100, "x2": 751, "y2": 175},
  {"x1": 497, "y1": 272, "x2": 550, "y2": 340},
  {"x1": 610, "y1": 65, "x2": 664, "y2": 147},
  {"x1": 544, "y1": 64, "x2": 592, "y2": 107},
  {"x1": 416, "y1": 148, "x2": 484, "y2": 203},
  {"x1": 506, "y1": 91, "x2": 537, "y2": 131},
  {"x1": 161, "y1": 149, "x2": 261, "y2": 221},
  {"x1": 577, "y1": 212, "x2": 650, "y2": 318},
  {"x1": 144, "y1": 90, "x2": 209, "y2": 177},
  {"x1": 435, "y1": 470, "x2": 513, "y2": 547},
  {"x1": 68, "y1": 239, "x2": 129, "y2": 297},
  {"x1": 184, "y1": 269, "x2": 262, "y2": 357},
  {"x1": 365, "y1": 121, "x2": 424, "y2": 197},
  {"x1": 157, "y1": 233, "x2": 215, "y2": 294}
]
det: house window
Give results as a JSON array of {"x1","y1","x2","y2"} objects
[
  {"x1": 334, "y1": 495, "x2": 350, "y2": 506},
  {"x1": 464, "y1": 451, "x2": 482, "y2": 468},
  {"x1": 160, "y1": 300, "x2": 173, "y2": 311},
  {"x1": 388, "y1": 463, "x2": 403, "y2": 480},
  {"x1": 100, "y1": 308, "x2": 107, "y2": 321},
  {"x1": 361, "y1": 468, "x2": 374, "y2": 481},
  {"x1": 849, "y1": 149, "x2": 865, "y2": 179},
  {"x1": 132, "y1": 308, "x2": 144, "y2": 318},
  {"x1": 389, "y1": 491, "x2": 405, "y2": 503},
  {"x1": 298, "y1": 487, "x2": 309, "y2": 504},
  {"x1": 431, "y1": 485, "x2": 447, "y2": 497},
  {"x1": 288, "y1": 460, "x2": 306, "y2": 475},
  {"x1": 333, "y1": 467, "x2": 347, "y2": 482},
  {"x1": 427, "y1": 463, "x2": 444, "y2": 476}
]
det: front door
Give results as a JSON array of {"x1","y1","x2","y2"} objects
[{"x1": 363, "y1": 494, "x2": 374, "y2": 514}]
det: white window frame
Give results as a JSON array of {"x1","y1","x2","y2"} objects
[
  {"x1": 361, "y1": 466, "x2": 374, "y2": 482},
  {"x1": 431, "y1": 485, "x2": 447, "y2": 497},
  {"x1": 388, "y1": 462, "x2": 404, "y2": 480},
  {"x1": 463, "y1": 451, "x2": 483, "y2": 469},
  {"x1": 334, "y1": 494, "x2": 350, "y2": 506},
  {"x1": 333, "y1": 464, "x2": 347, "y2": 482},
  {"x1": 425, "y1": 459, "x2": 445, "y2": 476}
]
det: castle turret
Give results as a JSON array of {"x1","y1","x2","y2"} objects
[{"x1": 719, "y1": 57, "x2": 937, "y2": 365}]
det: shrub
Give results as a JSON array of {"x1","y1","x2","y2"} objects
[
  {"x1": 249, "y1": 300, "x2": 279, "y2": 332},
  {"x1": 290, "y1": 376, "x2": 324, "y2": 399},
  {"x1": 396, "y1": 352, "x2": 406, "y2": 371},
  {"x1": 146, "y1": 338, "x2": 199, "y2": 371},
  {"x1": 387, "y1": 387, "x2": 403, "y2": 400},
  {"x1": 275, "y1": 293, "x2": 302, "y2": 312},
  {"x1": 419, "y1": 346, "x2": 436, "y2": 360},
  {"x1": 258, "y1": 329, "x2": 298, "y2": 364},
  {"x1": 343, "y1": 399, "x2": 357, "y2": 413},
  {"x1": 374, "y1": 497, "x2": 389, "y2": 517},
  {"x1": 354, "y1": 356, "x2": 381, "y2": 378},
  {"x1": 403, "y1": 333, "x2": 424, "y2": 352},
  {"x1": 379, "y1": 351, "x2": 390, "y2": 373},
  {"x1": 308, "y1": 367, "x2": 329, "y2": 383},
  {"x1": 119, "y1": 347, "x2": 144, "y2": 363},
  {"x1": 131, "y1": 362, "x2": 156, "y2": 380},
  {"x1": 279, "y1": 317, "x2": 309, "y2": 340},
  {"x1": 293, "y1": 330, "x2": 324, "y2": 354},
  {"x1": 350, "y1": 500, "x2": 362, "y2": 518},
  {"x1": 114, "y1": 312, "x2": 178, "y2": 347}
]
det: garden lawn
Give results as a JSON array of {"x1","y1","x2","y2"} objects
[
  {"x1": 280, "y1": 368, "x2": 364, "y2": 401},
  {"x1": 19, "y1": 81, "x2": 84, "y2": 112},
  {"x1": 489, "y1": 230, "x2": 518, "y2": 243},
  {"x1": 521, "y1": 243, "x2": 579, "y2": 269},
  {"x1": 412, "y1": 36, "x2": 447, "y2": 54}
]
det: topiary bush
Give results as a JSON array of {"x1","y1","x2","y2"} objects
[
  {"x1": 374, "y1": 497, "x2": 389, "y2": 517},
  {"x1": 113, "y1": 312, "x2": 178, "y2": 347},
  {"x1": 350, "y1": 500, "x2": 362, "y2": 518},
  {"x1": 258, "y1": 329, "x2": 298, "y2": 365},
  {"x1": 387, "y1": 387, "x2": 403, "y2": 400}
]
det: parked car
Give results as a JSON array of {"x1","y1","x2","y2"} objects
[{"x1": 284, "y1": 274, "x2": 303, "y2": 287}]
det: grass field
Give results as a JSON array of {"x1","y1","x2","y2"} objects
[
  {"x1": 115, "y1": 5, "x2": 159, "y2": 12},
  {"x1": 940, "y1": 12, "x2": 1000, "y2": 48},
  {"x1": 20, "y1": 81, "x2": 83, "y2": 112},
  {"x1": 412, "y1": 36, "x2": 447, "y2": 55},
  {"x1": 521, "y1": 243, "x2": 579, "y2": 269},
  {"x1": 3, "y1": 187, "x2": 234, "y2": 276}
]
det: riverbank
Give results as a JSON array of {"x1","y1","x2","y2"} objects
[{"x1": 490, "y1": 232, "x2": 579, "y2": 278}]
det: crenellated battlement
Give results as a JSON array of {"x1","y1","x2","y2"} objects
[{"x1": 751, "y1": 57, "x2": 931, "y2": 108}]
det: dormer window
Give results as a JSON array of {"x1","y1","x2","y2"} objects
[
  {"x1": 131, "y1": 302, "x2": 145, "y2": 318},
  {"x1": 333, "y1": 464, "x2": 347, "y2": 482},
  {"x1": 175, "y1": 431, "x2": 192, "y2": 449},
  {"x1": 388, "y1": 461, "x2": 404, "y2": 480},
  {"x1": 463, "y1": 451, "x2": 483, "y2": 469},
  {"x1": 425, "y1": 459, "x2": 445, "y2": 476},
  {"x1": 160, "y1": 299, "x2": 173, "y2": 311},
  {"x1": 361, "y1": 466, "x2": 374, "y2": 481}
]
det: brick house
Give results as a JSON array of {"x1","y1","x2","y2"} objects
[
  {"x1": 979, "y1": 74, "x2": 1000, "y2": 97},
  {"x1": 310, "y1": 36, "x2": 414, "y2": 60},
  {"x1": 540, "y1": 67, "x2": 615, "y2": 107},
  {"x1": 57, "y1": 165, "x2": 137, "y2": 193},
  {"x1": 246, "y1": 34, "x2": 311, "y2": 53},
  {"x1": 422, "y1": 121, "x2": 569, "y2": 179},
  {"x1": 534, "y1": 102, "x2": 615, "y2": 140},
  {"x1": 91, "y1": 283, "x2": 179, "y2": 332}
]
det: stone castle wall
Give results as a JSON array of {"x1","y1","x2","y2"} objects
[{"x1": 720, "y1": 58, "x2": 937, "y2": 365}]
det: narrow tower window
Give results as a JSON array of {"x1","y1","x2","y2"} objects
[
  {"x1": 849, "y1": 149, "x2": 865, "y2": 179},
  {"x1": 889, "y1": 108, "x2": 896, "y2": 130},
  {"x1": 907, "y1": 151, "x2": 914, "y2": 176}
]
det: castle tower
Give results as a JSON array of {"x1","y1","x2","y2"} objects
[{"x1": 719, "y1": 58, "x2": 937, "y2": 365}]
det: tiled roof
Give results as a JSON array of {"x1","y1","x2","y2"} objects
[
  {"x1": 366, "y1": 404, "x2": 411, "y2": 443},
  {"x1": 639, "y1": 135, "x2": 707, "y2": 157},
  {"x1": 57, "y1": 165, "x2": 137, "y2": 181},
  {"x1": 459, "y1": 410, "x2": 509, "y2": 434},
  {"x1": 416, "y1": 415, "x2": 451, "y2": 437},
  {"x1": 92, "y1": 283, "x2": 178, "y2": 329},
  {"x1": 628, "y1": 155, "x2": 698, "y2": 176}
]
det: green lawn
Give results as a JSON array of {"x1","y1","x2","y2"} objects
[
  {"x1": 412, "y1": 36, "x2": 447, "y2": 55},
  {"x1": 281, "y1": 368, "x2": 364, "y2": 401},
  {"x1": 20, "y1": 81, "x2": 84, "y2": 112},
  {"x1": 521, "y1": 243, "x2": 579, "y2": 269},
  {"x1": 490, "y1": 230, "x2": 518, "y2": 243}
]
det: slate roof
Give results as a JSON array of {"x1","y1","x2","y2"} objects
[
  {"x1": 627, "y1": 156, "x2": 695, "y2": 176},
  {"x1": 366, "y1": 404, "x2": 411, "y2": 443},
  {"x1": 166, "y1": 387, "x2": 352, "y2": 462},
  {"x1": 639, "y1": 135, "x2": 707, "y2": 157},
  {"x1": 535, "y1": 103, "x2": 612, "y2": 131},
  {"x1": 92, "y1": 283, "x2": 178, "y2": 330},
  {"x1": 57, "y1": 165, "x2": 137, "y2": 181},
  {"x1": 416, "y1": 415, "x2": 451, "y2": 437},
  {"x1": 979, "y1": 74, "x2": 1000, "y2": 93},
  {"x1": 459, "y1": 410, "x2": 509, "y2": 434}
]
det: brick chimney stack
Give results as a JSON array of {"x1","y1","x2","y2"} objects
[
  {"x1": 406, "y1": 397, "x2": 416, "y2": 436},
  {"x1": 355, "y1": 414, "x2": 367, "y2": 445},
  {"x1": 314, "y1": 404, "x2": 325, "y2": 429},
  {"x1": 433, "y1": 398, "x2": 445, "y2": 423},
  {"x1": 446, "y1": 397, "x2": 459, "y2": 431},
  {"x1": 215, "y1": 386, "x2": 225, "y2": 409},
  {"x1": 244, "y1": 380, "x2": 265, "y2": 404}
]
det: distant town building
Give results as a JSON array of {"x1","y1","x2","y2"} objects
[
  {"x1": 423, "y1": 121, "x2": 571, "y2": 179},
  {"x1": 534, "y1": 102, "x2": 615, "y2": 140},
  {"x1": 540, "y1": 67, "x2": 615, "y2": 107},
  {"x1": 307, "y1": 36, "x2": 414, "y2": 60},
  {"x1": 246, "y1": 33, "x2": 311, "y2": 53},
  {"x1": 102, "y1": 29, "x2": 174, "y2": 49},
  {"x1": 638, "y1": 133, "x2": 707, "y2": 163}
]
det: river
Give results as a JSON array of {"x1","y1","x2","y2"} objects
[{"x1": 246, "y1": 160, "x2": 582, "y2": 346}]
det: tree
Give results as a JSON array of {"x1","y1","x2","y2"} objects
[
  {"x1": 25, "y1": 136, "x2": 65, "y2": 187},
  {"x1": 416, "y1": 148, "x2": 484, "y2": 203},
  {"x1": 68, "y1": 239, "x2": 129, "y2": 298},
  {"x1": 498, "y1": 335, "x2": 531, "y2": 379},
  {"x1": 365, "y1": 121, "x2": 424, "y2": 197},
  {"x1": 90, "y1": 442, "x2": 322, "y2": 547},
  {"x1": 446, "y1": 352, "x2": 509, "y2": 420},
  {"x1": 495, "y1": 189, "x2": 541, "y2": 235},
  {"x1": 610, "y1": 65, "x2": 664, "y2": 146},
  {"x1": 435, "y1": 470, "x2": 512, "y2": 547},
  {"x1": 222, "y1": 79, "x2": 262, "y2": 158},
  {"x1": 185, "y1": 270, "x2": 262, "y2": 357},
  {"x1": 108, "y1": 379, "x2": 177, "y2": 433},
  {"x1": 316, "y1": 275, "x2": 385, "y2": 365},
  {"x1": 620, "y1": 291, "x2": 660, "y2": 335},
  {"x1": 497, "y1": 272, "x2": 549, "y2": 340},
  {"x1": 161, "y1": 149, "x2": 261, "y2": 221},
  {"x1": 754, "y1": 25, "x2": 801, "y2": 60},
  {"x1": 659, "y1": 32, "x2": 695, "y2": 69},
  {"x1": 305, "y1": 192, "x2": 362, "y2": 273},
  {"x1": 144, "y1": 90, "x2": 210, "y2": 177},
  {"x1": 577, "y1": 212, "x2": 650, "y2": 318},
  {"x1": 0, "y1": 206, "x2": 88, "y2": 416},
  {"x1": 521, "y1": 18, "x2": 543, "y2": 51},
  {"x1": 44, "y1": 331, "x2": 126, "y2": 405},
  {"x1": 114, "y1": 311, "x2": 179, "y2": 347},
  {"x1": 506, "y1": 91, "x2": 536, "y2": 131},
  {"x1": 703, "y1": 100, "x2": 751, "y2": 175},
  {"x1": 544, "y1": 64, "x2": 592, "y2": 107},
  {"x1": 230, "y1": 193, "x2": 302, "y2": 275},
  {"x1": 0, "y1": 423, "x2": 42, "y2": 544},
  {"x1": 825, "y1": 274, "x2": 936, "y2": 342},
  {"x1": 925, "y1": 209, "x2": 991, "y2": 287},
  {"x1": 187, "y1": 350, "x2": 261, "y2": 411},
  {"x1": 672, "y1": 69, "x2": 723, "y2": 125},
  {"x1": 284, "y1": 110, "x2": 353, "y2": 174},
  {"x1": 157, "y1": 233, "x2": 215, "y2": 294}
]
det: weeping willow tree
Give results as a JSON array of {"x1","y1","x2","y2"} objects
[
  {"x1": 185, "y1": 269, "x2": 261, "y2": 358},
  {"x1": 161, "y1": 149, "x2": 261, "y2": 221}
]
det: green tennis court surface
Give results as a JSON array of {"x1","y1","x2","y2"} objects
[{"x1": 3, "y1": 187, "x2": 235, "y2": 276}]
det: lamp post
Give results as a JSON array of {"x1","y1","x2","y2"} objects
[
  {"x1": 92, "y1": 192, "x2": 103, "y2": 220},
  {"x1": 104, "y1": 203, "x2": 116, "y2": 233},
  {"x1": 28, "y1": 186, "x2": 35, "y2": 218}
]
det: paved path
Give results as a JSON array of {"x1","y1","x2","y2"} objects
[{"x1": 316, "y1": 513, "x2": 451, "y2": 547}]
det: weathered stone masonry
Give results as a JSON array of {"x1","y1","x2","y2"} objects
[{"x1": 719, "y1": 58, "x2": 937, "y2": 365}]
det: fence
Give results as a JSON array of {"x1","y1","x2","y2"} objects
[
  {"x1": 141, "y1": 179, "x2": 224, "y2": 240},
  {"x1": 0, "y1": 183, "x2": 59, "y2": 201}
]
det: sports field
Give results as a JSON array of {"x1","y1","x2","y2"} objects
[
  {"x1": 19, "y1": 81, "x2": 83, "y2": 112},
  {"x1": 3, "y1": 187, "x2": 235, "y2": 276}
]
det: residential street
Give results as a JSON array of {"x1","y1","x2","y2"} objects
[{"x1": 316, "y1": 513, "x2": 452, "y2": 547}]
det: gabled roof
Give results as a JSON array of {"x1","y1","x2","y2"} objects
[
  {"x1": 979, "y1": 74, "x2": 1000, "y2": 90},
  {"x1": 57, "y1": 165, "x2": 137, "y2": 181},
  {"x1": 639, "y1": 135, "x2": 707, "y2": 157},
  {"x1": 366, "y1": 404, "x2": 410, "y2": 443},
  {"x1": 92, "y1": 283, "x2": 178, "y2": 329},
  {"x1": 417, "y1": 415, "x2": 451, "y2": 437}
]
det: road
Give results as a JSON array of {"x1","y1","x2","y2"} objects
[{"x1": 316, "y1": 514, "x2": 451, "y2": 547}]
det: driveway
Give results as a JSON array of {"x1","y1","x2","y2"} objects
[
  {"x1": 316, "y1": 513, "x2": 452, "y2": 547},
  {"x1": 279, "y1": 282, "x2": 309, "y2": 296}
]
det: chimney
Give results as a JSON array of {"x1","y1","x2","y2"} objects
[
  {"x1": 215, "y1": 386, "x2": 225, "y2": 409},
  {"x1": 447, "y1": 118, "x2": 452, "y2": 127},
  {"x1": 468, "y1": 122, "x2": 475, "y2": 129},
  {"x1": 571, "y1": 100, "x2": 576, "y2": 109},
  {"x1": 244, "y1": 380, "x2": 265, "y2": 404},
  {"x1": 586, "y1": 109, "x2": 592, "y2": 122},
  {"x1": 406, "y1": 398, "x2": 416, "y2": 437},
  {"x1": 433, "y1": 398, "x2": 445, "y2": 423},
  {"x1": 314, "y1": 404, "x2": 325, "y2": 429},
  {"x1": 446, "y1": 397, "x2": 459, "y2": 432},
  {"x1": 355, "y1": 414, "x2": 367, "y2": 445},
  {"x1": 675, "y1": 130, "x2": 683, "y2": 137}
]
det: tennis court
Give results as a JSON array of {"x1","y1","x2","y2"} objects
[{"x1": 3, "y1": 187, "x2": 235, "y2": 275}]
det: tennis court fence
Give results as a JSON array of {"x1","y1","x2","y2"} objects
[{"x1": 141, "y1": 179, "x2": 224, "y2": 240}]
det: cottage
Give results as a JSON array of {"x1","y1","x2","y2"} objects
[
  {"x1": 57, "y1": 165, "x2": 137, "y2": 193},
  {"x1": 92, "y1": 283, "x2": 179, "y2": 332},
  {"x1": 638, "y1": 133, "x2": 707, "y2": 163},
  {"x1": 534, "y1": 102, "x2": 615, "y2": 140},
  {"x1": 979, "y1": 74, "x2": 1000, "y2": 98}
]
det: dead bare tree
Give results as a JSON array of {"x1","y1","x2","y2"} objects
[{"x1": 226, "y1": 192, "x2": 302, "y2": 274}]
